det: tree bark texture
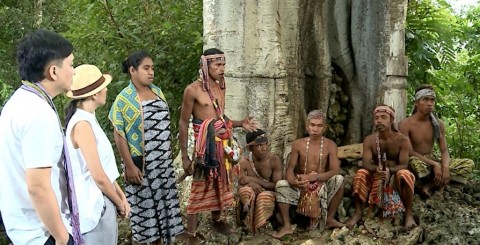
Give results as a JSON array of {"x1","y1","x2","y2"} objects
[
  {"x1": 34, "y1": 0, "x2": 44, "y2": 28},
  {"x1": 203, "y1": 0, "x2": 408, "y2": 164}
]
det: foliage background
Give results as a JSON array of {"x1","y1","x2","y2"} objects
[
  {"x1": 406, "y1": 0, "x2": 480, "y2": 170},
  {"x1": 0, "y1": 0, "x2": 478, "y2": 173},
  {"x1": 0, "y1": 0, "x2": 203, "y2": 156}
]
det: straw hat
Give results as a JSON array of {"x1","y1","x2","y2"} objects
[{"x1": 66, "y1": 64, "x2": 112, "y2": 99}]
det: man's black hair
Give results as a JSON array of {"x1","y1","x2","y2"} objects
[{"x1": 16, "y1": 29, "x2": 73, "y2": 83}]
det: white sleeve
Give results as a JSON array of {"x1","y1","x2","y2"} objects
[{"x1": 20, "y1": 107, "x2": 64, "y2": 169}]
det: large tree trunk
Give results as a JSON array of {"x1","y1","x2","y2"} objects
[{"x1": 203, "y1": 0, "x2": 408, "y2": 163}]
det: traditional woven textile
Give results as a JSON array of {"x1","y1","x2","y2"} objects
[
  {"x1": 126, "y1": 99, "x2": 184, "y2": 244},
  {"x1": 238, "y1": 186, "x2": 275, "y2": 232},
  {"x1": 352, "y1": 169, "x2": 415, "y2": 205},
  {"x1": 108, "y1": 81, "x2": 166, "y2": 157},
  {"x1": 186, "y1": 118, "x2": 235, "y2": 214},
  {"x1": 409, "y1": 154, "x2": 474, "y2": 184}
]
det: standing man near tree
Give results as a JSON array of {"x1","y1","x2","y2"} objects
[
  {"x1": 179, "y1": 48, "x2": 257, "y2": 244},
  {"x1": 398, "y1": 85, "x2": 474, "y2": 198},
  {"x1": 0, "y1": 29, "x2": 78, "y2": 245}
]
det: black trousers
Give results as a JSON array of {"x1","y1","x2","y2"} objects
[{"x1": 44, "y1": 234, "x2": 74, "y2": 245}]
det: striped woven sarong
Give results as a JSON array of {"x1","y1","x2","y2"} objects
[
  {"x1": 409, "y1": 154, "x2": 474, "y2": 184},
  {"x1": 186, "y1": 118, "x2": 234, "y2": 214},
  {"x1": 238, "y1": 186, "x2": 275, "y2": 233},
  {"x1": 352, "y1": 169, "x2": 415, "y2": 205}
]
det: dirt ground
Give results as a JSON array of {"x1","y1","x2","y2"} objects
[{"x1": 2, "y1": 178, "x2": 479, "y2": 245}]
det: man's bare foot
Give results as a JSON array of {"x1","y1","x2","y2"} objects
[
  {"x1": 326, "y1": 219, "x2": 345, "y2": 229},
  {"x1": 404, "y1": 214, "x2": 417, "y2": 229},
  {"x1": 419, "y1": 186, "x2": 431, "y2": 199},
  {"x1": 432, "y1": 191, "x2": 445, "y2": 200},
  {"x1": 181, "y1": 232, "x2": 200, "y2": 245},
  {"x1": 271, "y1": 225, "x2": 294, "y2": 239},
  {"x1": 213, "y1": 219, "x2": 234, "y2": 234},
  {"x1": 345, "y1": 212, "x2": 362, "y2": 229}
]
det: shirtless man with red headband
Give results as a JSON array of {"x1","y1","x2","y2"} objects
[
  {"x1": 179, "y1": 48, "x2": 257, "y2": 244},
  {"x1": 345, "y1": 104, "x2": 416, "y2": 229}
]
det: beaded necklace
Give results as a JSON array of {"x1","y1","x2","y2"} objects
[
  {"x1": 375, "y1": 133, "x2": 387, "y2": 208},
  {"x1": 297, "y1": 136, "x2": 324, "y2": 217},
  {"x1": 304, "y1": 136, "x2": 324, "y2": 176}
]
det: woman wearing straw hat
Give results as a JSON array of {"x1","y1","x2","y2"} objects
[
  {"x1": 109, "y1": 51, "x2": 184, "y2": 245},
  {"x1": 65, "y1": 64, "x2": 130, "y2": 244}
]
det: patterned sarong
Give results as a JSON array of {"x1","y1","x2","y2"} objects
[
  {"x1": 126, "y1": 100, "x2": 183, "y2": 244},
  {"x1": 275, "y1": 175, "x2": 344, "y2": 229},
  {"x1": 409, "y1": 154, "x2": 474, "y2": 184},
  {"x1": 238, "y1": 186, "x2": 275, "y2": 233},
  {"x1": 351, "y1": 169, "x2": 415, "y2": 205},
  {"x1": 186, "y1": 118, "x2": 234, "y2": 214}
]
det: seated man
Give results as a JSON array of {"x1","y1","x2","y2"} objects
[
  {"x1": 345, "y1": 105, "x2": 416, "y2": 229},
  {"x1": 399, "y1": 85, "x2": 474, "y2": 197},
  {"x1": 237, "y1": 129, "x2": 282, "y2": 233},
  {"x1": 273, "y1": 110, "x2": 344, "y2": 239}
]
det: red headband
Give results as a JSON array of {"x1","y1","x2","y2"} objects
[
  {"x1": 199, "y1": 54, "x2": 226, "y2": 91},
  {"x1": 373, "y1": 105, "x2": 395, "y2": 118}
]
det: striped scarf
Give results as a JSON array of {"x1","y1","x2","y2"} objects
[{"x1": 21, "y1": 81, "x2": 83, "y2": 244}]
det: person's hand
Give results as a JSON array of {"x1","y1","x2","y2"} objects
[
  {"x1": 182, "y1": 157, "x2": 194, "y2": 176},
  {"x1": 308, "y1": 172, "x2": 319, "y2": 182},
  {"x1": 248, "y1": 182, "x2": 264, "y2": 194},
  {"x1": 442, "y1": 165, "x2": 450, "y2": 186},
  {"x1": 118, "y1": 199, "x2": 131, "y2": 218},
  {"x1": 242, "y1": 116, "x2": 258, "y2": 132},
  {"x1": 376, "y1": 166, "x2": 390, "y2": 182},
  {"x1": 432, "y1": 162, "x2": 443, "y2": 186},
  {"x1": 54, "y1": 232, "x2": 70, "y2": 245},
  {"x1": 116, "y1": 201, "x2": 126, "y2": 217},
  {"x1": 293, "y1": 175, "x2": 309, "y2": 189},
  {"x1": 240, "y1": 176, "x2": 254, "y2": 185},
  {"x1": 125, "y1": 163, "x2": 143, "y2": 185}
]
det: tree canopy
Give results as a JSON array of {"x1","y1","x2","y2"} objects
[{"x1": 0, "y1": 0, "x2": 478, "y2": 172}]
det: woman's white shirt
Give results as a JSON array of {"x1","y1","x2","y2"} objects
[{"x1": 65, "y1": 109, "x2": 120, "y2": 233}]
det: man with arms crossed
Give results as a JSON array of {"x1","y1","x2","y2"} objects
[
  {"x1": 0, "y1": 29, "x2": 76, "y2": 245},
  {"x1": 237, "y1": 129, "x2": 282, "y2": 233}
]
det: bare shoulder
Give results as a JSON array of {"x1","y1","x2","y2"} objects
[
  {"x1": 291, "y1": 137, "x2": 307, "y2": 150},
  {"x1": 238, "y1": 157, "x2": 249, "y2": 166},
  {"x1": 269, "y1": 154, "x2": 282, "y2": 165},
  {"x1": 395, "y1": 131, "x2": 410, "y2": 143},
  {"x1": 184, "y1": 79, "x2": 202, "y2": 94},
  {"x1": 437, "y1": 118, "x2": 446, "y2": 128},
  {"x1": 398, "y1": 116, "x2": 412, "y2": 128},
  {"x1": 324, "y1": 137, "x2": 338, "y2": 148},
  {"x1": 362, "y1": 134, "x2": 376, "y2": 147}
]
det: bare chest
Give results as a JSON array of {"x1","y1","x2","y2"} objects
[
  {"x1": 374, "y1": 139, "x2": 401, "y2": 162},
  {"x1": 409, "y1": 122, "x2": 434, "y2": 146},
  {"x1": 193, "y1": 89, "x2": 225, "y2": 119},
  {"x1": 298, "y1": 139, "x2": 328, "y2": 173},
  {"x1": 251, "y1": 160, "x2": 273, "y2": 181}
]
